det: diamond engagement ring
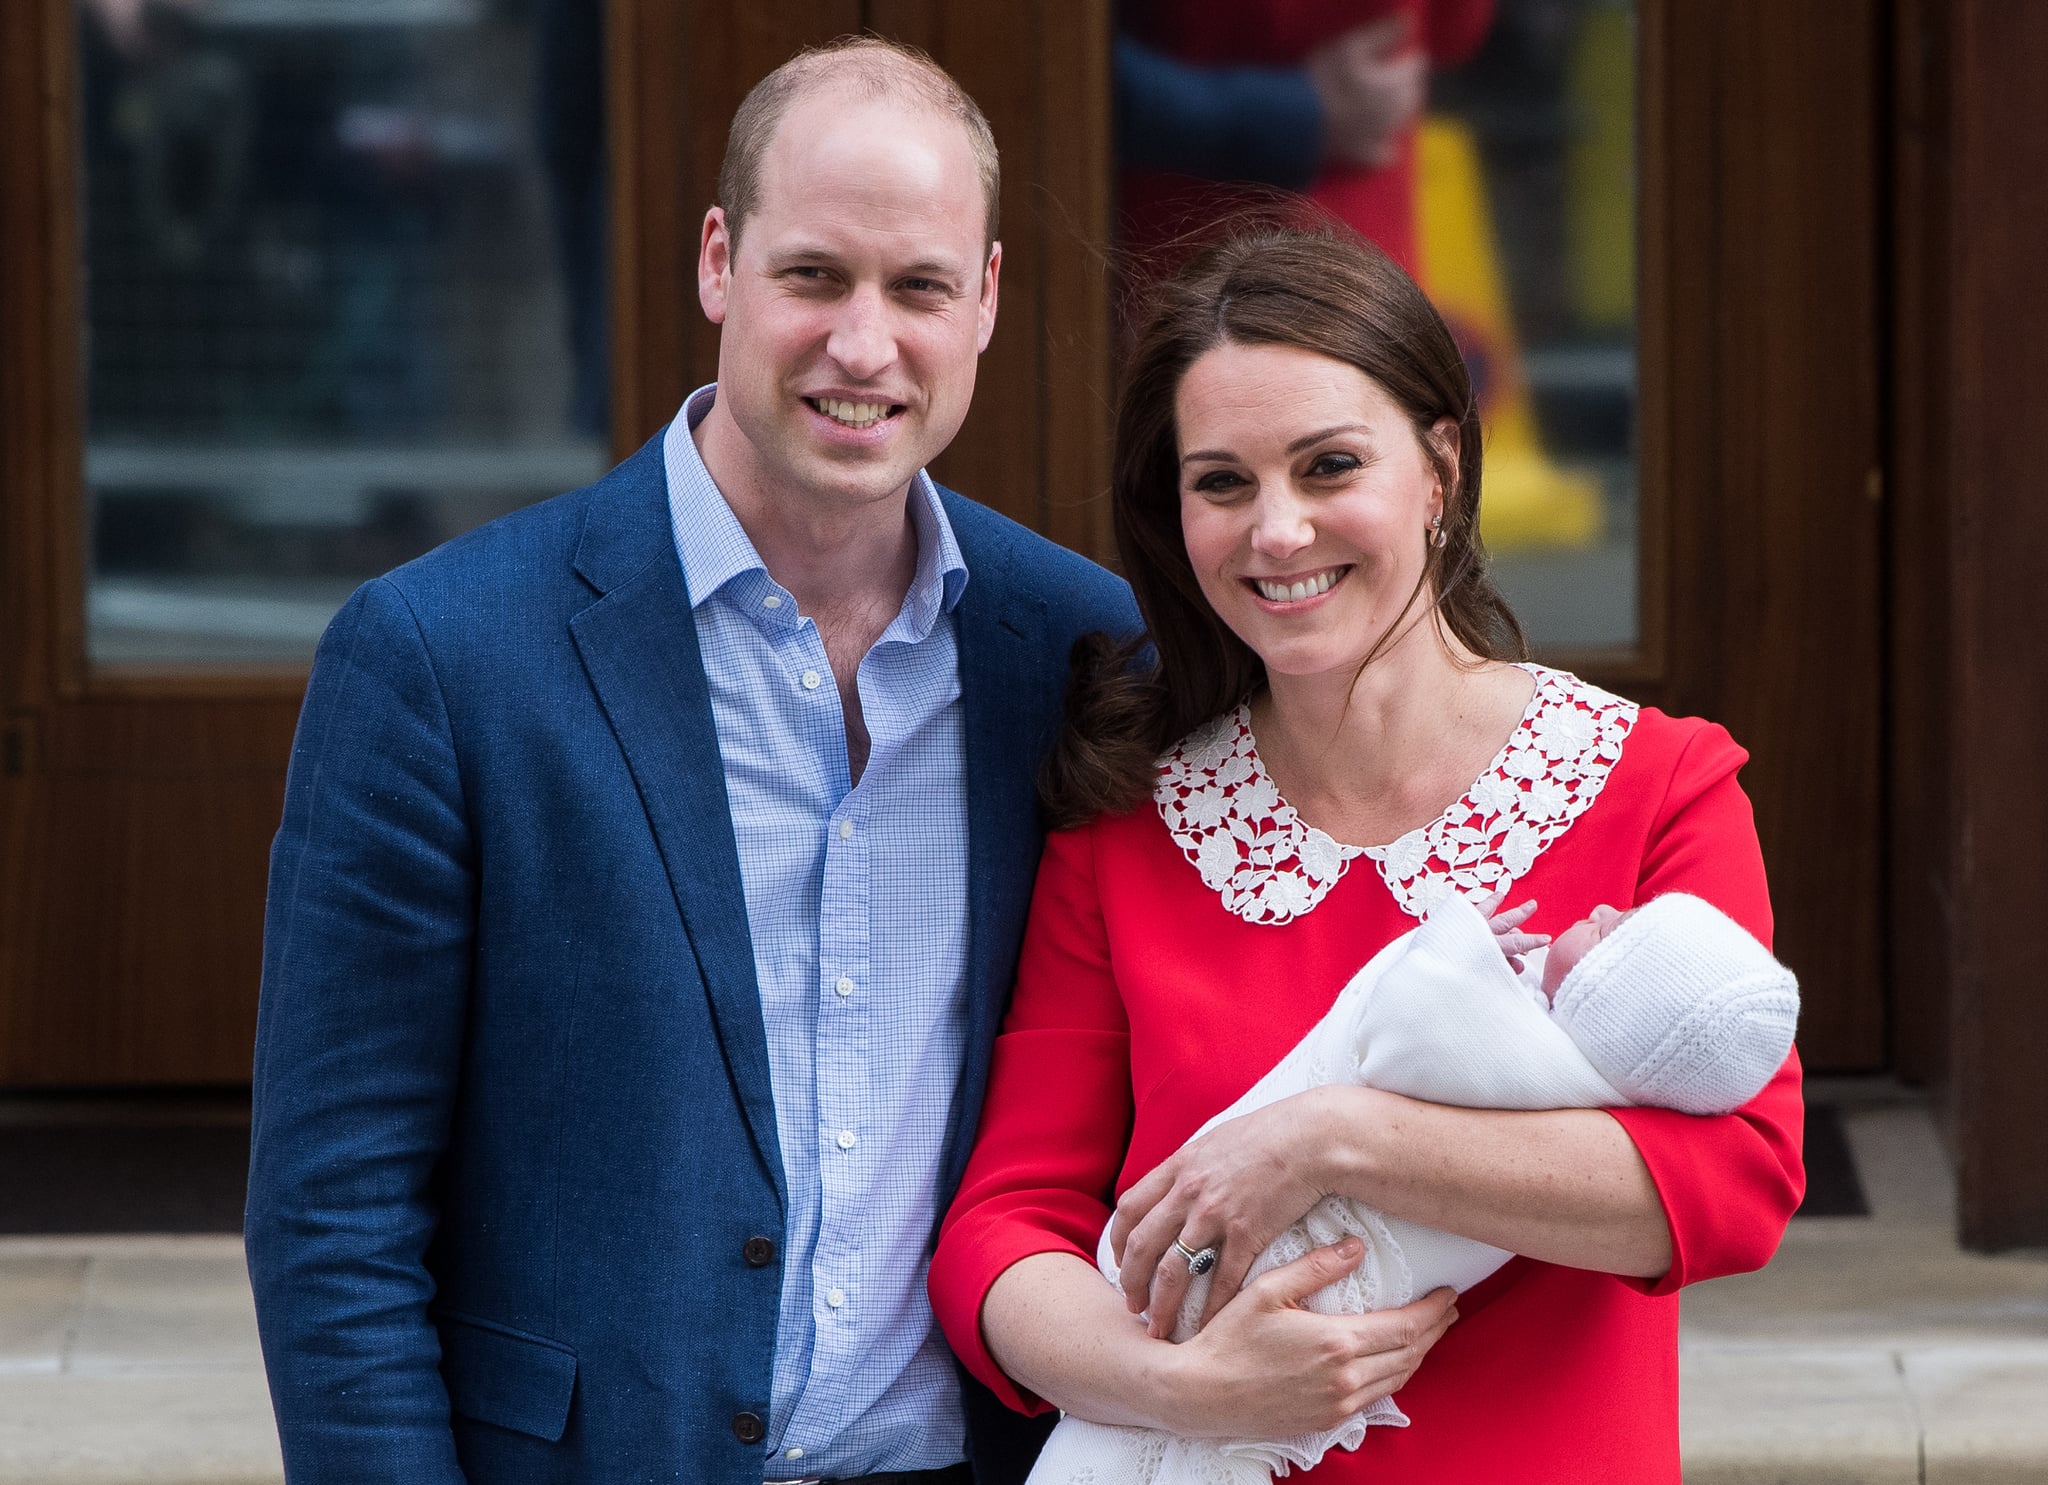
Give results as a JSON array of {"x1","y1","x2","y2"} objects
[{"x1": 1172, "y1": 1238, "x2": 1218, "y2": 1276}]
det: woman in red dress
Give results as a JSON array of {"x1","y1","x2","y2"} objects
[{"x1": 928, "y1": 229, "x2": 1803, "y2": 1483}]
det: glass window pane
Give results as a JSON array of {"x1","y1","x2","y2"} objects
[
  {"x1": 77, "y1": 0, "x2": 609, "y2": 665},
  {"x1": 1111, "y1": 0, "x2": 1637, "y2": 651},
  {"x1": 1430, "y1": 0, "x2": 1636, "y2": 649}
]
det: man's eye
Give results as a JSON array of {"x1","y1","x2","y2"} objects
[{"x1": 902, "y1": 278, "x2": 948, "y2": 295}]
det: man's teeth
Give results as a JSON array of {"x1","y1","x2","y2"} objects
[
  {"x1": 813, "y1": 397, "x2": 892, "y2": 429},
  {"x1": 1254, "y1": 569, "x2": 1342, "y2": 603}
]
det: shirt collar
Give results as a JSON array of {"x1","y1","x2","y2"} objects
[{"x1": 662, "y1": 384, "x2": 968, "y2": 636}]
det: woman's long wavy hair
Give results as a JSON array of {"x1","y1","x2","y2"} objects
[{"x1": 1041, "y1": 226, "x2": 1528, "y2": 830}]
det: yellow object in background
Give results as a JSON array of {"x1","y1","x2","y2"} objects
[
  {"x1": 1566, "y1": 0, "x2": 1636, "y2": 332},
  {"x1": 1415, "y1": 116, "x2": 1602, "y2": 552}
]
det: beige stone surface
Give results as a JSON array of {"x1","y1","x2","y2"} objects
[
  {"x1": 0, "y1": 1256, "x2": 87, "y2": 1373},
  {"x1": 0, "y1": 1373, "x2": 281, "y2": 1485},
  {"x1": 1679, "y1": 1348, "x2": 1921, "y2": 1485},
  {"x1": 1678, "y1": 1099, "x2": 2048, "y2": 1484},
  {"x1": 68, "y1": 1250, "x2": 264, "y2": 1373},
  {"x1": 1905, "y1": 1347, "x2": 2048, "y2": 1484}
]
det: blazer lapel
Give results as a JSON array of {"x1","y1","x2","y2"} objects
[
  {"x1": 567, "y1": 448, "x2": 785, "y2": 1211},
  {"x1": 941, "y1": 508, "x2": 1057, "y2": 1200}
]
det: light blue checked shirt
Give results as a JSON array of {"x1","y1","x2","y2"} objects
[{"x1": 664, "y1": 388, "x2": 971, "y2": 1478}]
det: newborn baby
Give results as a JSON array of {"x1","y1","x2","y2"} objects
[{"x1": 1026, "y1": 891, "x2": 1799, "y2": 1485}]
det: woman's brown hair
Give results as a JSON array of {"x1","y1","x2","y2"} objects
[{"x1": 1041, "y1": 225, "x2": 1528, "y2": 830}]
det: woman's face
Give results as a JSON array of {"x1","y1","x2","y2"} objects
[{"x1": 1176, "y1": 341, "x2": 1450, "y2": 682}]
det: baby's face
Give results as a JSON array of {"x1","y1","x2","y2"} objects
[{"x1": 1541, "y1": 904, "x2": 1634, "y2": 1000}]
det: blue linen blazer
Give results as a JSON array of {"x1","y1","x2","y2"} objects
[{"x1": 245, "y1": 436, "x2": 1139, "y2": 1484}]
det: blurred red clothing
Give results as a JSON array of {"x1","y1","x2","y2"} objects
[{"x1": 1120, "y1": 0, "x2": 1495, "y2": 275}]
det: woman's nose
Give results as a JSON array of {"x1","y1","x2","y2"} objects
[
  {"x1": 1249, "y1": 485, "x2": 1315, "y2": 557},
  {"x1": 825, "y1": 287, "x2": 896, "y2": 381}
]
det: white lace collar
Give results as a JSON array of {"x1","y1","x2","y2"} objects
[{"x1": 1153, "y1": 664, "x2": 1638, "y2": 925}]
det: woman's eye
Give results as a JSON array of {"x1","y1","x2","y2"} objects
[
  {"x1": 1306, "y1": 452, "x2": 1361, "y2": 478},
  {"x1": 1192, "y1": 469, "x2": 1246, "y2": 495}
]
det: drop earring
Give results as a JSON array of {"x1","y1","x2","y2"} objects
[{"x1": 1428, "y1": 515, "x2": 1447, "y2": 549}]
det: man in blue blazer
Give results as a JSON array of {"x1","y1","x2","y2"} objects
[{"x1": 246, "y1": 38, "x2": 1136, "y2": 1485}]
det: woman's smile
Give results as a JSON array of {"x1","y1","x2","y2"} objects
[{"x1": 1246, "y1": 563, "x2": 1354, "y2": 607}]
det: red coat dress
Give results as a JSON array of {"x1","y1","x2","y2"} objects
[{"x1": 930, "y1": 667, "x2": 1805, "y2": 1483}]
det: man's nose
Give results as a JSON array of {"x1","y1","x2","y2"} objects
[{"x1": 825, "y1": 286, "x2": 896, "y2": 382}]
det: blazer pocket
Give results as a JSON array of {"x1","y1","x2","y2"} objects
[{"x1": 436, "y1": 1310, "x2": 578, "y2": 1443}]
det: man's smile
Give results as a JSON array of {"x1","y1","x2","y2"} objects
[{"x1": 805, "y1": 395, "x2": 906, "y2": 431}]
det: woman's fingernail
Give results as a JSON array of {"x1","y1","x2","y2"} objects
[{"x1": 1337, "y1": 1237, "x2": 1364, "y2": 1258}]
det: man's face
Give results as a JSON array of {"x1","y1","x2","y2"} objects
[{"x1": 696, "y1": 88, "x2": 1000, "y2": 516}]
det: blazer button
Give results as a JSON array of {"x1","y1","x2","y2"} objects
[
  {"x1": 743, "y1": 1235, "x2": 776, "y2": 1268},
  {"x1": 732, "y1": 1410, "x2": 766, "y2": 1445}
]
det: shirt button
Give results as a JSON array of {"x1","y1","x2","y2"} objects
[
  {"x1": 762, "y1": 595, "x2": 783, "y2": 609},
  {"x1": 834, "y1": 976, "x2": 855, "y2": 998},
  {"x1": 838, "y1": 819, "x2": 854, "y2": 840},
  {"x1": 836, "y1": 1129, "x2": 857, "y2": 1150},
  {"x1": 801, "y1": 669, "x2": 821, "y2": 690},
  {"x1": 826, "y1": 1287, "x2": 846, "y2": 1309},
  {"x1": 742, "y1": 1235, "x2": 776, "y2": 1267},
  {"x1": 784, "y1": 1446, "x2": 805, "y2": 1460},
  {"x1": 731, "y1": 1411, "x2": 765, "y2": 1445}
]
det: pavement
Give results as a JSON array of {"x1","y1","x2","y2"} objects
[
  {"x1": 0, "y1": 1083, "x2": 2041, "y2": 1483},
  {"x1": 1680, "y1": 1082, "x2": 2048, "y2": 1484}
]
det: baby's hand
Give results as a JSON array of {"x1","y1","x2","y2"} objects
[{"x1": 1481, "y1": 892, "x2": 1550, "y2": 974}]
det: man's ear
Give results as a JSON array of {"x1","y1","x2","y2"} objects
[
  {"x1": 698, "y1": 206, "x2": 733, "y2": 325},
  {"x1": 975, "y1": 241, "x2": 1002, "y2": 353}
]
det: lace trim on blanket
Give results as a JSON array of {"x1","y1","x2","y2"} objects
[{"x1": 1153, "y1": 665, "x2": 1638, "y2": 925}]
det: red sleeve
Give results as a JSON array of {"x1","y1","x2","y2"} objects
[
  {"x1": 1605, "y1": 721, "x2": 1807, "y2": 1295},
  {"x1": 1424, "y1": 0, "x2": 1496, "y2": 66},
  {"x1": 929, "y1": 825, "x2": 1136, "y2": 1414}
]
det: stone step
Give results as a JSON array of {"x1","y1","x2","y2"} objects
[{"x1": 0, "y1": 1097, "x2": 2041, "y2": 1483}]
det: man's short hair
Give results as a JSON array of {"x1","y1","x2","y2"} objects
[{"x1": 717, "y1": 36, "x2": 1001, "y2": 251}]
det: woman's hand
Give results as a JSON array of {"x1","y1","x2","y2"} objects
[
  {"x1": 1111, "y1": 1085, "x2": 1359, "y2": 1335},
  {"x1": 1152, "y1": 1239, "x2": 1458, "y2": 1439}
]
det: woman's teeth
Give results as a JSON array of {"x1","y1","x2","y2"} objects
[
  {"x1": 1253, "y1": 569, "x2": 1343, "y2": 603},
  {"x1": 811, "y1": 397, "x2": 893, "y2": 430}
]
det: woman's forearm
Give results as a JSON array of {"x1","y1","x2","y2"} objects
[
  {"x1": 1318, "y1": 1087, "x2": 1674, "y2": 1278},
  {"x1": 981, "y1": 1252, "x2": 1181, "y2": 1429}
]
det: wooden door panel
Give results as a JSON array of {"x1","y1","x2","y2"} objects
[
  {"x1": 1650, "y1": 0, "x2": 1885, "y2": 1069},
  {"x1": 0, "y1": 702, "x2": 292, "y2": 1084}
]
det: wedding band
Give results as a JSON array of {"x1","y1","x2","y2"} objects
[{"x1": 1172, "y1": 1238, "x2": 1218, "y2": 1276}]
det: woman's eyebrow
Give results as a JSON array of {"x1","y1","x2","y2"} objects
[
  {"x1": 1180, "y1": 423, "x2": 1373, "y2": 465},
  {"x1": 1285, "y1": 423, "x2": 1371, "y2": 453}
]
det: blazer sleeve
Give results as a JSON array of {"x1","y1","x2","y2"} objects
[
  {"x1": 1113, "y1": 33, "x2": 1326, "y2": 188},
  {"x1": 244, "y1": 579, "x2": 472, "y2": 1483},
  {"x1": 1604, "y1": 720, "x2": 1807, "y2": 1296},
  {"x1": 930, "y1": 823, "x2": 1137, "y2": 1415}
]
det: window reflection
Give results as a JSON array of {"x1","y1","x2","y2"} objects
[
  {"x1": 1113, "y1": 0, "x2": 1637, "y2": 649},
  {"x1": 78, "y1": 0, "x2": 608, "y2": 664}
]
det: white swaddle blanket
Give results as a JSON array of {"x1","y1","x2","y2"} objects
[{"x1": 1024, "y1": 892, "x2": 1796, "y2": 1485}]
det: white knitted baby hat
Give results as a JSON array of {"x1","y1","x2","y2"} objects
[{"x1": 1548, "y1": 893, "x2": 1799, "y2": 1115}]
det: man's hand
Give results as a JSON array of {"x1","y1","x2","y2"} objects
[
  {"x1": 1305, "y1": 16, "x2": 1428, "y2": 169},
  {"x1": 1152, "y1": 1240, "x2": 1458, "y2": 1440}
]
